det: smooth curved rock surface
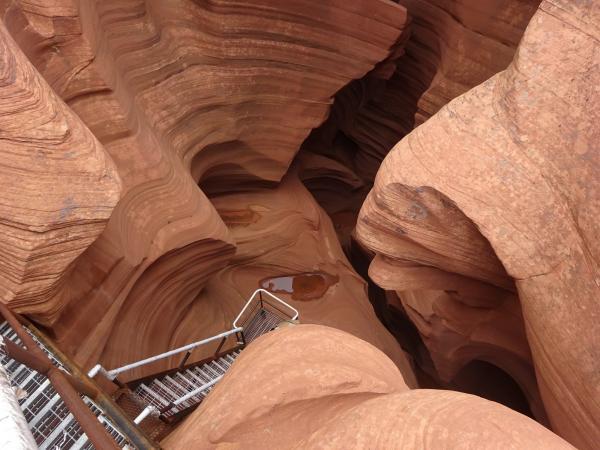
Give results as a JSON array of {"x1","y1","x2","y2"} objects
[
  {"x1": 351, "y1": 0, "x2": 539, "y2": 177},
  {"x1": 297, "y1": 390, "x2": 572, "y2": 449},
  {"x1": 1, "y1": 1, "x2": 597, "y2": 447},
  {"x1": 393, "y1": 0, "x2": 541, "y2": 128},
  {"x1": 163, "y1": 325, "x2": 573, "y2": 449},
  {"x1": 298, "y1": 0, "x2": 539, "y2": 249},
  {"x1": 161, "y1": 324, "x2": 408, "y2": 448},
  {"x1": 112, "y1": 172, "x2": 416, "y2": 383},
  {"x1": 357, "y1": 1, "x2": 600, "y2": 447}
]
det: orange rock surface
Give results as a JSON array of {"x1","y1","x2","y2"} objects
[
  {"x1": 102, "y1": 172, "x2": 416, "y2": 384},
  {"x1": 0, "y1": 22, "x2": 121, "y2": 319},
  {"x1": 298, "y1": 0, "x2": 539, "y2": 249},
  {"x1": 0, "y1": 0, "x2": 597, "y2": 447},
  {"x1": 0, "y1": 0, "x2": 409, "y2": 371},
  {"x1": 164, "y1": 325, "x2": 573, "y2": 449},
  {"x1": 357, "y1": 0, "x2": 600, "y2": 447}
]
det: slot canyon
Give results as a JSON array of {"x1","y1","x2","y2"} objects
[{"x1": 0, "y1": 0, "x2": 597, "y2": 449}]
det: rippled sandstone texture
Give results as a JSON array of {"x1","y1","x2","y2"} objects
[
  {"x1": 299, "y1": 0, "x2": 540, "y2": 249},
  {"x1": 357, "y1": 0, "x2": 600, "y2": 447},
  {"x1": 0, "y1": 0, "x2": 409, "y2": 371},
  {"x1": 102, "y1": 172, "x2": 416, "y2": 384},
  {"x1": 164, "y1": 325, "x2": 574, "y2": 449},
  {"x1": 0, "y1": 22, "x2": 121, "y2": 318},
  {"x1": 1, "y1": 0, "x2": 597, "y2": 447}
]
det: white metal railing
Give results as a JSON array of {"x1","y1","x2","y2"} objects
[
  {"x1": 89, "y1": 290, "x2": 297, "y2": 382},
  {"x1": 88, "y1": 289, "x2": 299, "y2": 426},
  {"x1": 233, "y1": 289, "x2": 299, "y2": 328},
  {"x1": 88, "y1": 327, "x2": 243, "y2": 380}
]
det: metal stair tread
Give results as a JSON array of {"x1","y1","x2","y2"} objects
[
  {"x1": 163, "y1": 375, "x2": 188, "y2": 395},
  {"x1": 151, "y1": 379, "x2": 180, "y2": 403},
  {"x1": 185, "y1": 369, "x2": 207, "y2": 385},
  {"x1": 136, "y1": 383, "x2": 169, "y2": 407},
  {"x1": 27, "y1": 391, "x2": 64, "y2": 431},
  {"x1": 173, "y1": 372, "x2": 197, "y2": 392},
  {"x1": 33, "y1": 401, "x2": 72, "y2": 447},
  {"x1": 41, "y1": 412, "x2": 79, "y2": 449},
  {"x1": 20, "y1": 379, "x2": 52, "y2": 411},
  {"x1": 192, "y1": 367, "x2": 213, "y2": 383}
]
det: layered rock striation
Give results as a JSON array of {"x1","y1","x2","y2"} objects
[
  {"x1": 0, "y1": 0, "x2": 597, "y2": 447},
  {"x1": 299, "y1": 0, "x2": 540, "y2": 248},
  {"x1": 104, "y1": 172, "x2": 416, "y2": 383},
  {"x1": 357, "y1": 0, "x2": 600, "y2": 446},
  {"x1": 0, "y1": 22, "x2": 121, "y2": 319},
  {"x1": 0, "y1": 0, "x2": 409, "y2": 370}
]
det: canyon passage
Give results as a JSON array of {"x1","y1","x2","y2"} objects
[{"x1": 0, "y1": 1, "x2": 597, "y2": 449}]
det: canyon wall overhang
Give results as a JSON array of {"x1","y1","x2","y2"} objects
[{"x1": 356, "y1": 1, "x2": 600, "y2": 447}]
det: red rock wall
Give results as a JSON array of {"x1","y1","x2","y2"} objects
[
  {"x1": 1, "y1": 1, "x2": 597, "y2": 446},
  {"x1": 0, "y1": 0, "x2": 409, "y2": 372},
  {"x1": 357, "y1": 0, "x2": 600, "y2": 446},
  {"x1": 163, "y1": 325, "x2": 574, "y2": 449},
  {"x1": 0, "y1": 21, "x2": 121, "y2": 318},
  {"x1": 298, "y1": 0, "x2": 540, "y2": 248},
  {"x1": 102, "y1": 171, "x2": 416, "y2": 384}
]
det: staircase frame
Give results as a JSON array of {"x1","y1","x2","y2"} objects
[
  {"x1": 88, "y1": 289, "x2": 299, "y2": 427},
  {"x1": 0, "y1": 303, "x2": 121, "y2": 450}
]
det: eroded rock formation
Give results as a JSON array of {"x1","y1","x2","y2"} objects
[
  {"x1": 298, "y1": 0, "x2": 541, "y2": 250},
  {"x1": 0, "y1": 22, "x2": 121, "y2": 319},
  {"x1": 0, "y1": 0, "x2": 597, "y2": 447},
  {"x1": 357, "y1": 0, "x2": 600, "y2": 447},
  {"x1": 164, "y1": 325, "x2": 573, "y2": 449},
  {"x1": 102, "y1": 172, "x2": 416, "y2": 384},
  {"x1": 0, "y1": 0, "x2": 409, "y2": 371}
]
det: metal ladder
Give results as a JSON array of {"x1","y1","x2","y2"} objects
[{"x1": 0, "y1": 321, "x2": 132, "y2": 449}]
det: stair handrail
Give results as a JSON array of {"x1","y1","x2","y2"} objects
[
  {"x1": 88, "y1": 327, "x2": 243, "y2": 381},
  {"x1": 233, "y1": 288, "x2": 299, "y2": 328}
]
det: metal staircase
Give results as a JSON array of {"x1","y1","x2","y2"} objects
[
  {"x1": 241, "y1": 308, "x2": 286, "y2": 343},
  {"x1": 0, "y1": 289, "x2": 299, "y2": 447},
  {"x1": 132, "y1": 349, "x2": 241, "y2": 419},
  {"x1": 0, "y1": 321, "x2": 132, "y2": 449}
]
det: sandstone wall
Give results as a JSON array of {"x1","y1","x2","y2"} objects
[
  {"x1": 164, "y1": 325, "x2": 573, "y2": 449},
  {"x1": 0, "y1": 0, "x2": 409, "y2": 373},
  {"x1": 0, "y1": 21, "x2": 120, "y2": 318},
  {"x1": 357, "y1": 1, "x2": 600, "y2": 446}
]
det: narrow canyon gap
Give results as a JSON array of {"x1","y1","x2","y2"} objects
[{"x1": 0, "y1": 0, "x2": 597, "y2": 449}]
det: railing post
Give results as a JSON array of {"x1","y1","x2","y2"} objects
[
  {"x1": 106, "y1": 327, "x2": 243, "y2": 378},
  {"x1": 178, "y1": 351, "x2": 192, "y2": 370},
  {"x1": 214, "y1": 336, "x2": 227, "y2": 356},
  {"x1": 237, "y1": 331, "x2": 247, "y2": 347}
]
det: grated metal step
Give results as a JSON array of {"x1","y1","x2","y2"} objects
[
  {"x1": 132, "y1": 350, "x2": 241, "y2": 418},
  {"x1": 0, "y1": 320, "x2": 133, "y2": 449},
  {"x1": 242, "y1": 308, "x2": 284, "y2": 343},
  {"x1": 126, "y1": 301, "x2": 286, "y2": 424}
]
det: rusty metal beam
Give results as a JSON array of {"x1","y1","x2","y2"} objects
[
  {"x1": 10, "y1": 308, "x2": 160, "y2": 450},
  {"x1": 2, "y1": 340, "x2": 98, "y2": 398},
  {"x1": 0, "y1": 303, "x2": 119, "y2": 450},
  {"x1": 48, "y1": 370, "x2": 119, "y2": 450}
]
